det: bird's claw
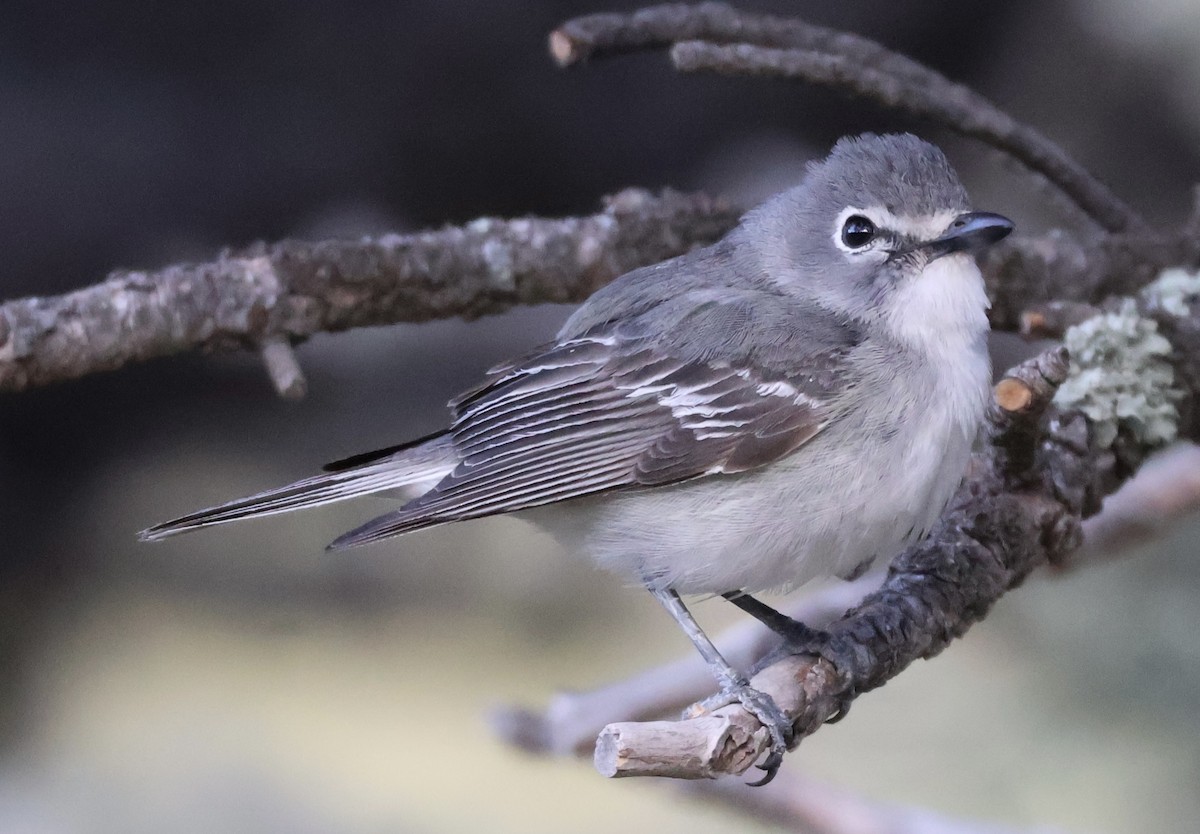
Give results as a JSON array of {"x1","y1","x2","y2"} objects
[
  {"x1": 738, "y1": 685, "x2": 791, "y2": 786},
  {"x1": 822, "y1": 689, "x2": 855, "y2": 725},
  {"x1": 685, "y1": 680, "x2": 793, "y2": 786}
]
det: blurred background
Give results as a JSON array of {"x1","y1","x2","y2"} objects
[{"x1": 2, "y1": 1, "x2": 1199, "y2": 831}]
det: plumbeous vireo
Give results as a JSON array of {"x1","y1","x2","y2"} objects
[{"x1": 142, "y1": 133, "x2": 1013, "y2": 783}]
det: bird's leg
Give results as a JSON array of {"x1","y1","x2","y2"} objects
[
  {"x1": 648, "y1": 587, "x2": 793, "y2": 785},
  {"x1": 720, "y1": 591, "x2": 828, "y2": 644},
  {"x1": 722, "y1": 591, "x2": 854, "y2": 725}
]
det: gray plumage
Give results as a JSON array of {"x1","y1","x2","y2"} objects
[
  {"x1": 141, "y1": 133, "x2": 1013, "y2": 780},
  {"x1": 143, "y1": 133, "x2": 1000, "y2": 596}
]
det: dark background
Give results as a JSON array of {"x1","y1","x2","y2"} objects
[{"x1": 2, "y1": 2, "x2": 1199, "y2": 831}]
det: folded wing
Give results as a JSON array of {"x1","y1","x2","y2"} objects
[{"x1": 329, "y1": 331, "x2": 850, "y2": 549}]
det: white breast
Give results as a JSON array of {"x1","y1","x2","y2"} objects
[{"x1": 524, "y1": 254, "x2": 992, "y2": 595}]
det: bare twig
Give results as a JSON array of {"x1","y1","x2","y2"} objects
[
  {"x1": 551, "y1": 1, "x2": 933, "y2": 84},
  {"x1": 3, "y1": 212, "x2": 1194, "y2": 398},
  {"x1": 1072, "y1": 443, "x2": 1200, "y2": 565},
  {"x1": 989, "y1": 347, "x2": 1071, "y2": 479},
  {"x1": 595, "y1": 654, "x2": 825, "y2": 778},
  {"x1": 0, "y1": 189, "x2": 738, "y2": 394},
  {"x1": 259, "y1": 336, "x2": 307, "y2": 400},
  {"x1": 7, "y1": 3, "x2": 1200, "y2": 394},
  {"x1": 685, "y1": 768, "x2": 1077, "y2": 834},
  {"x1": 980, "y1": 231, "x2": 1200, "y2": 331},
  {"x1": 1019, "y1": 301, "x2": 1104, "y2": 340},
  {"x1": 491, "y1": 573, "x2": 880, "y2": 757},
  {"x1": 551, "y1": 3, "x2": 1145, "y2": 235}
]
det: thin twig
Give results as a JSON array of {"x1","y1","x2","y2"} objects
[
  {"x1": 1071, "y1": 443, "x2": 1200, "y2": 565},
  {"x1": 491, "y1": 573, "x2": 880, "y2": 757},
  {"x1": 685, "y1": 767, "x2": 1078, "y2": 834},
  {"x1": 259, "y1": 336, "x2": 307, "y2": 400},
  {"x1": 552, "y1": 3, "x2": 1145, "y2": 235}
]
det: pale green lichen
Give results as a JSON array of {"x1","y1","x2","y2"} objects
[
  {"x1": 1052, "y1": 298, "x2": 1181, "y2": 449},
  {"x1": 1142, "y1": 267, "x2": 1200, "y2": 317}
]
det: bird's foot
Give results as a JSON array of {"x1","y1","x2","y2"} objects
[{"x1": 685, "y1": 680, "x2": 794, "y2": 786}]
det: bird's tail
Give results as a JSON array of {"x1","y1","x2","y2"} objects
[{"x1": 138, "y1": 434, "x2": 455, "y2": 542}]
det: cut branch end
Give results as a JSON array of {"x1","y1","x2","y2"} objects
[
  {"x1": 548, "y1": 29, "x2": 581, "y2": 66},
  {"x1": 994, "y1": 377, "x2": 1034, "y2": 413}
]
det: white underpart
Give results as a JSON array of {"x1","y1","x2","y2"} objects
[
  {"x1": 525, "y1": 252, "x2": 992, "y2": 595},
  {"x1": 881, "y1": 252, "x2": 991, "y2": 425},
  {"x1": 884, "y1": 253, "x2": 990, "y2": 343}
]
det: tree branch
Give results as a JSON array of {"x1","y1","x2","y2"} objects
[
  {"x1": 981, "y1": 231, "x2": 1200, "y2": 331},
  {"x1": 683, "y1": 767, "x2": 1079, "y2": 834},
  {"x1": 493, "y1": 443, "x2": 1200, "y2": 763},
  {"x1": 491, "y1": 573, "x2": 881, "y2": 757},
  {"x1": 1071, "y1": 442, "x2": 1200, "y2": 565},
  {"x1": 7, "y1": 6, "x2": 1199, "y2": 394},
  {"x1": 0, "y1": 189, "x2": 738, "y2": 393},
  {"x1": 551, "y1": 2, "x2": 1145, "y2": 235},
  {"x1": 3, "y1": 0, "x2": 1192, "y2": 802},
  {"x1": 4, "y1": 207, "x2": 1194, "y2": 397},
  {"x1": 586, "y1": 329, "x2": 1200, "y2": 777}
]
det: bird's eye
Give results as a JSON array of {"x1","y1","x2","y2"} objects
[{"x1": 840, "y1": 215, "x2": 876, "y2": 249}]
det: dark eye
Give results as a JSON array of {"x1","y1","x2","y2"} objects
[{"x1": 841, "y1": 215, "x2": 876, "y2": 249}]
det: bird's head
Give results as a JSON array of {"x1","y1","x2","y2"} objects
[{"x1": 748, "y1": 133, "x2": 1012, "y2": 347}]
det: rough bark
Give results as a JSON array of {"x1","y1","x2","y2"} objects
[
  {"x1": 0, "y1": 189, "x2": 737, "y2": 392},
  {"x1": 5, "y1": 0, "x2": 1199, "y2": 795}
]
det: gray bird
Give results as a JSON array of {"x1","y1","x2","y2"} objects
[{"x1": 141, "y1": 133, "x2": 1013, "y2": 783}]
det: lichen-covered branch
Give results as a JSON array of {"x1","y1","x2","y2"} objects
[
  {"x1": 495, "y1": 446, "x2": 1200, "y2": 762},
  {"x1": 498, "y1": 451, "x2": 1200, "y2": 773},
  {"x1": 591, "y1": 289, "x2": 1200, "y2": 778},
  {"x1": 590, "y1": 348, "x2": 1080, "y2": 778},
  {"x1": 551, "y1": 2, "x2": 1145, "y2": 235},
  {"x1": 0, "y1": 189, "x2": 738, "y2": 393}
]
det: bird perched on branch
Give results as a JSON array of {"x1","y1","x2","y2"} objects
[{"x1": 141, "y1": 133, "x2": 1012, "y2": 784}]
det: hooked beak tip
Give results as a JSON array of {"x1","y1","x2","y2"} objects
[{"x1": 928, "y1": 211, "x2": 1014, "y2": 258}]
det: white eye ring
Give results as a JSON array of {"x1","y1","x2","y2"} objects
[{"x1": 832, "y1": 206, "x2": 882, "y2": 255}]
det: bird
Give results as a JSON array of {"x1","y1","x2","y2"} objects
[{"x1": 140, "y1": 133, "x2": 1013, "y2": 784}]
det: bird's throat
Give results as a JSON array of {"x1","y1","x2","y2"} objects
[{"x1": 881, "y1": 254, "x2": 990, "y2": 355}]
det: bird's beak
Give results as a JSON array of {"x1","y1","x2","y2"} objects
[{"x1": 924, "y1": 211, "x2": 1014, "y2": 259}]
